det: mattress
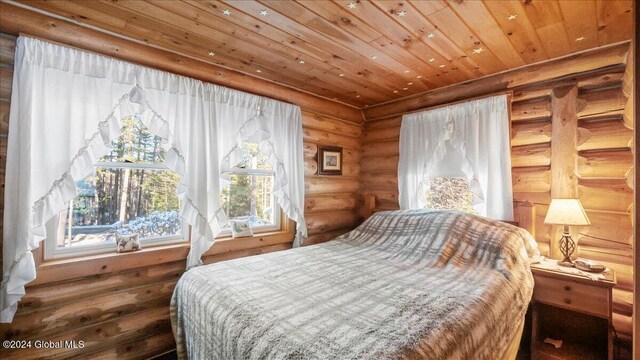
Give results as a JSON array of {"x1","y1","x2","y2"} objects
[{"x1": 171, "y1": 209, "x2": 539, "y2": 359}]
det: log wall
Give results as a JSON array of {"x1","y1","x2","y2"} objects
[
  {"x1": 0, "y1": 23, "x2": 361, "y2": 358},
  {"x1": 360, "y1": 44, "x2": 634, "y2": 344},
  {"x1": 0, "y1": 2, "x2": 635, "y2": 357}
]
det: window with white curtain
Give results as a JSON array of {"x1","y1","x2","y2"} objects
[
  {"x1": 218, "y1": 142, "x2": 281, "y2": 237},
  {"x1": 421, "y1": 139, "x2": 477, "y2": 214},
  {"x1": 2, "y1": 36, "x2": 306, "y2": 323},
  {"x1": 398, "y1": 94, "x2": 514, "y2": 220},
  {"x1": 45, "y1": 125, "x2": 284, "y2": 259},
  {"x1": 45, "y1": 116, "x2": 187, "y2": 259}
]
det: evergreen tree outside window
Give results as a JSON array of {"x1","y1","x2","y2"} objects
[
  {"x1": 45, "y1": 120, "x2": 281, "y2": 259},
  {"x1": 218, "y1": 143, "x2": 280, "y2": 236},
  {"x1": 45, "y1": 116, "x2": 184, "y2": 259}
]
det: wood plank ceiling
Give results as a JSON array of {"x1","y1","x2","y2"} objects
[{"x1": 15, "y1": 0, "x2": 634, "y2": 108}]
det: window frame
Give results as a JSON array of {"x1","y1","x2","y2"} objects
[
  {"x1": 44, "y1": 161, "x2": 188, "y2": 260},
  {"x1": 34, "y1": 216, "x2": 296, "y2": 286},
  {"x1": 44, "y1": 162, "x2": 283, "y2": 260},
  {"x1": 216, "y1": 167, "x2": 281, "y2": 238}
]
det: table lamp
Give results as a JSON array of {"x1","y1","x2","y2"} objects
[{"x1": 544, "y1": 198, "x2": 591, "y2": 267}]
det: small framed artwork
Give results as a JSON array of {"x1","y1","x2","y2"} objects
[{"x1": 318, "y1": 146, "x2": 343, "y2": 175}]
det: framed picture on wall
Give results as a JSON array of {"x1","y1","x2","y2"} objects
[{"x1": 318, "y1": 146, "x2": 343, "y2": 175}]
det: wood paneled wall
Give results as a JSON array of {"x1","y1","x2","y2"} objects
[
  {"x1": 360, "y1": 43, "x2": 634, "y2": 344},
  {"x1": 0, "y1": 23, "x2": 361, "y2": 359},
  {"x1": 0, "y1": 2, "x2": 635, "y2": 358},
  {"x1": 302, "y1": 112, "x2": 362, "y2": 244}
]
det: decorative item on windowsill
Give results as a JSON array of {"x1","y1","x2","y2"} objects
[
  {"x1": 543, "y1": 198, "x2": 590, "y2": 267},
  {"x1": 317, "y1": 145, "x2": 343, "y2": 176},
  {"x1": 116, "y1": 233, "x2": 141, "y2": 253},
  {"x1": 230, "y1": 219, "x2": 254, "y2": 238}
]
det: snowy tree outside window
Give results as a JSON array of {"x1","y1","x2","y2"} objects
[
  {"x1": 50, "y1": 116, "x2": 184, "y2": 256},
  {"x1": 47, "y1": 118, "x2": 280, "y2": 258},
  {"x1": 219, "y1": 143, "x2": 278, "y2": 232},
  {"x1": 424, "y1": 177, "x2": 478, "y2": 215}
]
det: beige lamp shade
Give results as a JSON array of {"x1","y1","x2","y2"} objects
[{"x1": 544, "y1": 199, "x2": 591, "y2": 226}]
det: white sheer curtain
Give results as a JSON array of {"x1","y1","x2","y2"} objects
[
  {"x1": 1, "y1": 37, "x2": 306, "y2": 322},
  {"x1": 398, "y1": 94, "x2": 513, "y2": 220}
]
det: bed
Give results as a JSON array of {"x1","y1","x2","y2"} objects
[{"x1": 171, "y1": 209, "x2": 539, "y2": 360}]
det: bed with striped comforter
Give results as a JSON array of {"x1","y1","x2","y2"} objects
[{"x1": 171, "y1": 209, "x2": 539, "y2": 360}]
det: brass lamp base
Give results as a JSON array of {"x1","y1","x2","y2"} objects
[
  {"x1": 557, "y1": 225, "x2": 576, "y2": 268},
  {"x1": 557, "y1": 259, "x2": 575, "y2": 267}
]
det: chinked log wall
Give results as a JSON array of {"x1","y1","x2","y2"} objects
[
  {"x1": 0, "y1": 3, "x2": 362, "y2": 357},
  {"x1": 360, "y1": 42, "x2": 634, "y2": 344}
]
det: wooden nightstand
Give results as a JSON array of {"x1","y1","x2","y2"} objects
[{"x1": 530, "y1": 263, "x2": 616, "y2": 360}]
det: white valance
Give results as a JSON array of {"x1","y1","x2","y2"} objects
[
  {"x1": 398, "y1": 94, "x2": 514, "y2": 220},
  {"x1": 1, "y1": 37, "x2": 307, "y2": 322}
]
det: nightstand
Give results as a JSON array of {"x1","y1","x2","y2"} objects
[{"x1": 530, "y1": 263, "x2": 616, "y2": 360}]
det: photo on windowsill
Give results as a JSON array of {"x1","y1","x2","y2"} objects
[
  {"x1": 230, "y1": 219, "x2": 254, "y2": 238},
  {"x1": 116, "y1": 233, "x2": 141, "y2": 253}
]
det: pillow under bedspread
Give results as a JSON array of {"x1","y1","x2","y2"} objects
[{"x1": 171, "y1": 209, "x2": 538, "y2": 360}]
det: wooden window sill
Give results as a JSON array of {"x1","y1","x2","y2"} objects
[{"x1": 32, "y1": 221, "x2": 295, "y2": 286}]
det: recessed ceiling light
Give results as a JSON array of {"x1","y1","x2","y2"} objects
[
  {"x1": 575, "y1": 36, "x2": 585, "y2": 41},
  {"x1": 347, "y1": 2, "x2": 357, "y2": 9},
  {"x1": 208, "y1": 51, "x2": 215, "y2": 56},
  {"x1": 223, "y1": 9, "x2": 231, "y2": 16},
  {"x1": 507, "y1": 14, "x2": 517, "y2": 21},
  {"x1": 398, "y1": 10, "x2": 407, "y2": 17},
  {"x1": 259, "y1": 10, "x2": 268, "y2": 16}
]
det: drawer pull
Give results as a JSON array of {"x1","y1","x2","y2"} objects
[
  {"x1": 564, "y1": 298, "x2": 572, "y2": 304},
  {"x1": 564, "y1": 285, "x2": 571, "y2": 291}
]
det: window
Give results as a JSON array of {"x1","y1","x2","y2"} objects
[
  {"x1": 398, "y1": 94, "x2": 513, "y2": 219},
  {"x1": 45, "y1": 117, "x2": 185, "y2": 259},
  {"x1": 424, "y1": 177, "x2": 478, "y2": 214},
  {"x1": 218, "y1": 143, "x2": 280, "y2": 236},
  {"x1": 45, "y1": 121, "x2": 282, "y2": 260}
]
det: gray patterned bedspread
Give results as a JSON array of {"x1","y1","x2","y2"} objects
[{"x1": 171, "y1": 210, "x2": 538, "y2": 360}]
